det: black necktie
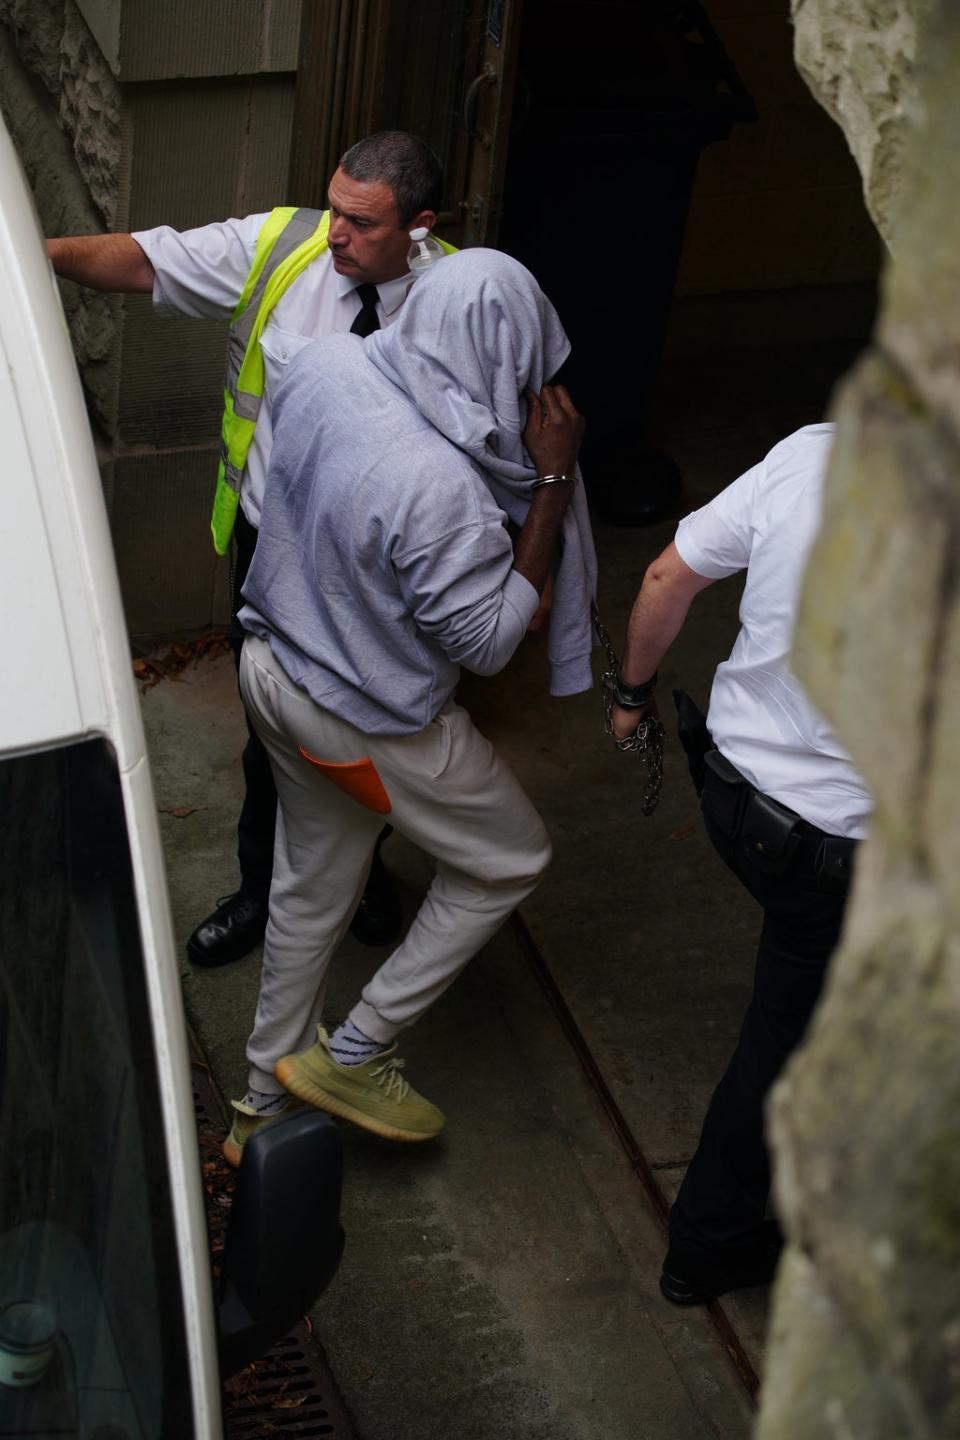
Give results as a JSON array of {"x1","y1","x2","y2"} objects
[{"x1": 350, "y1": 283, "x2": 381, "y2": 338}]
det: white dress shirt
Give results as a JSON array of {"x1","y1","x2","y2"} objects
[
  {"x1": 132, "y1": 213, "x2": 411, "y2": 527},
  {"x1": 674, "y1": 424, "x2": 871, "y2": 839}
]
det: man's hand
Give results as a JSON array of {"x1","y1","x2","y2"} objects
[
  {"x1": 611, "y1": 698, "x2": 659, "y2": 741},
  {"x1": 511, "y1": 384, "x2": 585, "y2": 597},
  {"x1": 522, "y1": 384, "x2": 584, "y2": 479}
]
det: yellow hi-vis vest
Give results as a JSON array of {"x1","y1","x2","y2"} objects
[{"x1": 210, "y1": 206, "x2": 457, "y2": 555}]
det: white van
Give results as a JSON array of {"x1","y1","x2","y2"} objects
[{"x1": 0, "y1": 117, "x2": 343, "y2": 1437}]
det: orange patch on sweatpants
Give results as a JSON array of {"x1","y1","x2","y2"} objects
[{"x1": 298, "y1": 747, "x2": 392, "y2": 814}]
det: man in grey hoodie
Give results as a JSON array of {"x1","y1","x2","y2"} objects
[{"x1": 223, "y1": 249, "x2": 596, "y2": 1163}]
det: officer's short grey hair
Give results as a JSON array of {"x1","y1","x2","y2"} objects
[{"x1": 339, "y1": 131, "x2": 444, "y2": 223}]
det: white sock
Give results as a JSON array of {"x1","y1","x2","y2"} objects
[
  {"x1": 328, "y1": 1017, "x2": 389, "y2": 1067},
  {"x1": 240, "y1": 1088, "x2": 288, "y2": 1115}
]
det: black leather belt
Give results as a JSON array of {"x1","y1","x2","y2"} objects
[{"x1": 701, "y1": 749, "x2": 856, "y2": 887}]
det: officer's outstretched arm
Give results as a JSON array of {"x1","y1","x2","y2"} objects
[
  {"x1": 611, "y1": 542, "x2": 713, "y2": 739},
  {"x1": 46, "y1": 233, "x2": 155, "y2": 293}
]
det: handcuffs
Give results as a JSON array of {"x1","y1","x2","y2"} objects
[{"x1": 592, "y1": 603, "x2": 665, "y2": 817}]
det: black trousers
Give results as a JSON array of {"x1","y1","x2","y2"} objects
[
  {"x1": 669, "y1": 758, "x2": 856, "y2": 1263},
  {"x1": 226, "y1": 510, "x2": 277, "y2": 903}
]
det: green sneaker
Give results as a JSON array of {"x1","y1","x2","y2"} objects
[
  {"x1": 222, "y1": 1095, "x2": 302, "y2": 1168},
  {"x1": 275, "y1": 1026, "x2": 444, "y2": 1142}
]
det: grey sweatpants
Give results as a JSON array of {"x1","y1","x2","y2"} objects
[{"x1": 239, "y1": 634, "x2": 552, "y2": 1093}]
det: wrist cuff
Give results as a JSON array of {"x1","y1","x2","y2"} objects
[{"x1": 611, "y1": 670, "x2": 658, "y2": 707}]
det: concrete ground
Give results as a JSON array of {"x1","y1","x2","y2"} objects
[{"x1": 140, "y1": 323, "x2": 868, "y2": 1440}]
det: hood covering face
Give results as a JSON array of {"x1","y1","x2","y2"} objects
[
  {"x1": 366, "y1": 248, "x2": 597, "y2": 696},
  {"x1": 366, "y1": 247, "x2": 570, "y2": 483}
]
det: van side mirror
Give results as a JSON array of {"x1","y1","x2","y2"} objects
[{"x1": 216, "y1": 1108, "x2": 344, "y2": 1378}]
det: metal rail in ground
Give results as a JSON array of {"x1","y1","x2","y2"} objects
[{"x1": 511, "y1": 912, "x2": 762, "y2": 1403}]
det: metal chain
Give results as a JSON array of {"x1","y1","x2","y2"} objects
[{"x1": 592, "y1": 603, "x2": 665, "y2": 817}]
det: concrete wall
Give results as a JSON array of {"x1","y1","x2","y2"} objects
[{"x1": 0, "y1": 0, "x2": 301, "y2": 637}]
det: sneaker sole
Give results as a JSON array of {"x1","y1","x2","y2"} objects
[{"x1": 274, "y1": 1058, "x2": 442, "y2": 1142}]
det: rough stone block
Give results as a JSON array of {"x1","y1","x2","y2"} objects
[
  {"x1": 880, "y1": 4, "x2": 960, "y2": 447},
  {"x1": 59, "y1": 0, "x2": 121, "y2": 225},
  {"x1": 791, "y1": 0, "x2": 936, "y2": 244},
  {"x1": 0, "y1": 0, "x2": 63, "y2": 95},
  {"x1": 0, "y1": 1, "x2": 122, "y2": 225},
  {"x1": 792, "y1": 350, "x2": 954, "y2": 842},
  {"x1": 0, "y1": 22, "x2": 123, "y2": 429},
  {"x1": 921, "y1": 581, "x2": 960, "y2": 931},
  {"x1": 766, "y1": 832, "x2": 960, "y2": 1439},
  {"x1": 57, "y1": 280, "x2": 124, "y2": 434},
  {"x1": 0, "y1": 22, "x2": 89, "y2": 228},
  {"x1": 757, "y1": 1247, "x2": 912, "y2": 1438}
]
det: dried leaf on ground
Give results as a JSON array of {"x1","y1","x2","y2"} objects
[{"x1": 132, "y1": 628, "x2": 231, "y2": 692}]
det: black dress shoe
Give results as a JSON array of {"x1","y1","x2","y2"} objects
[
  {"x1": 348, "y1": 849, "x2": 403, "y2": 947},
  {"x1": 187, "y1": 891, "x2": 268, "y2": 967},
  {"x1": 659, "y1": 1223, "x2": 783, "y2": 1306}
]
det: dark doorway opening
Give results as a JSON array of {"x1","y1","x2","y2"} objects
[{"x1": 498, "y1": 0, "x2": 880, "y2": 525}]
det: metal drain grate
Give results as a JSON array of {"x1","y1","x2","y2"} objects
[
  {"x1": 190, "y1": 1047, "x2": 356, "y2": 1440},
  {"x1": 222, "y1": 1333, "x2": 354, "y2": 1436}
]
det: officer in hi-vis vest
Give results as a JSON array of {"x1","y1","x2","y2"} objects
[{"x1": 49, "y1": 131, "x2": 453, "y2": 967}]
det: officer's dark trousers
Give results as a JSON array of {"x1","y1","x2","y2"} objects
[
  {"x1": 669, "y1": 768, "x2": 855, "y2": 1264},
  {"x1": 227, "y1": 510, "x2": 277, "y2": 904}
]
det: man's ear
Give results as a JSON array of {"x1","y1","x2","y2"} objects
[{"x1": 408, "y1": 208, "x2": 438, "y2": 234}]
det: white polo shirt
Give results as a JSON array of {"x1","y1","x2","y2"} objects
[
  {"x1": 132, "y1": 213, "x2": 411, "y2": 527},
  {"x1": 674, "y1": 424, "x2": 871, "y2": 839}
]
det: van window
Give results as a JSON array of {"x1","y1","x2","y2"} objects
[{"x1": 0, "y1": 738, "x2": 195, "y2": 1438}]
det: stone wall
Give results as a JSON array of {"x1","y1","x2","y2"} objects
[
  {"x1": 791, "y1": 0, "x2": 936, "y2": 247},
  {"x1": 0, "y1": 0, "x2": 301, "y2": 636},
  {"x1": 757, "y1": 3, "x2": 960, "y2": 1436},
  {"x1": 0, "y1": 0, "x2": 122, "y2": 433}
]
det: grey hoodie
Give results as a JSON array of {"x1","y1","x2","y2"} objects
[
  {"x1": 239, "y1": 249, "x2": 597, "y2": 735},
  {"x1": 368, "y1": 248, "x2": 598, "y2": 696}
]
